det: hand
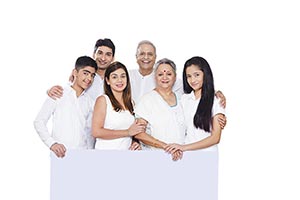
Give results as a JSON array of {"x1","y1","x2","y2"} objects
[
  {"x1": 47, "y1": 85, "x2": 63, "y2": 100},
  {"x1": 164, "y1": 143, "x2": 184, "y2": 154},
  {"x1": 218, "y1": 114, "x2": 227, "y2": 129},
  {"x1": 50, "y1": 143, "x2": 66, "y2": 158},
  {"x1": 129, "y1": 140, "x2": 142, "y2": 151},
  {"x1": 127, "y1": 120, "x2": 146, "y2": 136},
  {"x1": 171, "y1": 150, "x2": 183, "y2": 161},
  {"x1": 215, "y1": 90, "x2": 226, "y2": 108}
]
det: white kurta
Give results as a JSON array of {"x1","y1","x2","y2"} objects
[
  {"x1": 129, "y1": 69, "x2": 183, "y2": 104},
  {"x1": 135, "y1": 90, "x2": 185, "y2": 149},
  {"x1": 34, "y1": 86, "x2": 95, "y2": 149},
  {"x1": 95, "y1": 95, "x2": 134, "y2": 150},
  {"x1": 181, "y1": 92, "x2": 226, "y2": 151},
  {"x1": 85, "y1": 73, "x2": 104, "y2": 101}
]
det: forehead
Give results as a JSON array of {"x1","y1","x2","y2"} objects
[
  {"x1": 156, "y1": 63, "x2": 174, "y2": 71},
  {"x1": 138, "y1": 44, "x2": 155, "y2": 52},
  {"x1": 186, "y1": 64, "x2": 202, "y2": 73},
  {"x1": 110, "y1": 68, "x2": 126, "y2": 75},
  {"x1": 95, "y1": 46, "x2": 113, "y2": 54}
]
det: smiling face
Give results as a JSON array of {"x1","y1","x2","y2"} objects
[
  {"x1": 155, "y1": 63, "x2": 176, "y2": 90},
  {"x1": 106, "y1": 68, "x2": 127, "y2": 93},
  {"x1": 185, "y1": 64, "x2": 204, "y2": 93},
  {"x1": 136, "y1": 43, "x2": 156, "y2": 74},
  {"x1": 93, "y1": 46, "x2": 114, "y2": 70},
  {"x1": 73, "y1": 66, "x2": 96, "y2": 91}
]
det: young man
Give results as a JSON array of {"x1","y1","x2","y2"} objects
[
  {"x1": 48, "y1": 38, "x2": 115, "y2": 101},
  {"x1": 34, "y1": 56, "x2": 98, "y2": 158}
]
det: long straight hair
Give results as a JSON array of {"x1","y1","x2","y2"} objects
[
  {"x1": 183, "y1": 56, "x2": 215, "y2": 132},
  {"x1": 104, "y1": 61, "x2": 134, "y2": 115}
]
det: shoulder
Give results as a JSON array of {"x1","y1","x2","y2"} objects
[{"x1": 95, "y1": 95, "x2": 108, "y2": 105}]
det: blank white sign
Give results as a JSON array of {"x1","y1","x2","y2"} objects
[{"x1": 51, "y1": 150, "x2": 218, "y2": 200}]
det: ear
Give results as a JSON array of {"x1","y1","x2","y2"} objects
[
  {"x1": 105, "y1": 77, "x2": 110, "y2": 85},
  {"x1": 72, "y1": 69, "x2": 77, "y2": 77}
]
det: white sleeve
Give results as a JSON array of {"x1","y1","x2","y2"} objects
[
  {"x1": 212, "y1": 97, "x2": 226, "y2": 117},
  {"x1": 134, "y1": 96, "x2": 153, "y2": 123},
  {"x1": 33, "y1": 97, "x2": 57, "y2": 148}
]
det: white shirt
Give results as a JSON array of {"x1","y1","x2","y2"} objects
[
  {"x1": 85, "y1": 73, "x2": 104, "y2": 101},
  {"x1": 181, "y1": 92, "x2": 226, "y2": 151},
  {"x1": 129, "y1": 69, "x2": 183, "y2": 104},
  {"x1": 135, "y1": 90, "x2": 185, "y2": 149},
  {"x1": 34, "y1": 86, "x2": 95, "y2": 149},
  {"x1": 95, "y1": 95, "x2": 134, "y2": 150}
]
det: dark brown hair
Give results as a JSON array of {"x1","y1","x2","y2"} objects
[{"x1": 104, "y1": 61, "x2": 134, "y2": 115}]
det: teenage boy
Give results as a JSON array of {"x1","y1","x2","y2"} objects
[{"x1": 34, "y1": 56, "x2": 98, "y2": 158}]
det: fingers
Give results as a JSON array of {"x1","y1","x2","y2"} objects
[
  {"x1": 128, "y1": 123, "x2": 146, "y2": 136},
  {"x1": 129, "y1": 142, "x2": 141, "y2": 151},
  {"x1": 51, "y1": 144, "x2": 66, "y2": 158},
  {"x1": 48, "y1": 86, "x2": 63, "y2": 100},
  {"x1": 218, "y1": 115, "x2": 227, "y2": 129}
]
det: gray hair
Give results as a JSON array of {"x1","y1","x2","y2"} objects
[
  {"x1": 136, "y1": 40, "x2": 156, "y2": 56},
  {"x1": 154, "y1": 58, "x2": 177, "y2": 74}
]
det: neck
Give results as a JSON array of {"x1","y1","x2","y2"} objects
[
  {"x1": 194, "y1": 89, "x2": 202, "y2": 99},
  {"x1": 139, "y1": 68, "x2": 153, "y2": 76},
  {"x1": 71, "y1": 85, "x2": 84, "y2": 97},
  {"x1": 155, "y1": 87, "x2": 173, "y2": 96},
  {"x1": 97, "y1": 68, "x2": 105, "y2": 79},
  {"x1": 112, "y1": 90, "x2": 123, "y2": 101}
]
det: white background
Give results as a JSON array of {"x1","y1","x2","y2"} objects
[{"x1": 0, "y1": 0, "x2": 299, "y2": 199}]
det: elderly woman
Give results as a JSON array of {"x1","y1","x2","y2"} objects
[{"x1": 134, "y1": 58, "x2": 185, "y2": 154}]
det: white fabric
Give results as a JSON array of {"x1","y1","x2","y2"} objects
[
  {"x1": 129, "y1": 69, "x2": 183, "y2": 104},
  {"x1": 181, "y1": 92, "x2": 226, "y2": 151},
  {"x1": 94, "y1": 95, "x2": 134, "y2": 150},
  {"x1": 34, "y1": 85, "x2": 95, "y2": 149},
  {"x1": 135, "y1": 90, "x2": 185, "y2": 149},
  {"x1": 85, "y1": 73, "x2": 104, "y2": 101}
]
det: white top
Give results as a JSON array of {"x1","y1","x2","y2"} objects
[
  {"x1": 85, "y1": 73, "x2": 104, "y2": 101},
  {"x1": 129, "y1": 69, "x2": 183, "y2": 104},
  {"x1": 95, "y1": 95, "x2": 134, "y2": 150},
  {"x1": 135, "y1": 90, "x2": 185, "y2": 149},
  {"x1": 34, "y1": 86, "x2": 95, "y2": 149},
  {"x1": 181, "y1": 92, "x2": 226, "y2": 151}
]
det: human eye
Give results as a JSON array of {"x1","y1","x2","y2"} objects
[
  {"x1": 121, "y1": 74, "x2": 127, "y2": 79},
  {"x1": 111, "y1": 75, "x2": 117, "y2": 79},
  {"x1": 106, "y1": 52, "x2": 113, "y2": 57},
  {"x1": 138, "y1": 52, "x2": 145, "y2": 57}
]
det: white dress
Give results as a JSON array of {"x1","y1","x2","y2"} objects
[
  {"x1": 95, "y1": 95, "x2": 134, "y2": 150},
  {"x1": 135, "y1": 90, "x2": 185, "y2": 149},
  {"x1": 181, "y1": 92, "x2": 226, "y2": 151}
]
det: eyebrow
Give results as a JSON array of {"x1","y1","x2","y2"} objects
[{"x1": 83, "y1": 69, "x2": 94, "y2": 74}]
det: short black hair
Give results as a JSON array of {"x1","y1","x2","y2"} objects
[
  {"x1": 75, "y1": 56, "x2": 97, "y2": 71},
  {"x1": 93, "y1": 38, "x2": 115, "y2": 56}
]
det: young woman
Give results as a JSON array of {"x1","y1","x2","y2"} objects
[
  {"x1": 92, "y1": 61, "x2": 145, "y2": 150},
  {"x1": 165, "y1": 56, "x2": 226, "y2": 154}
]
